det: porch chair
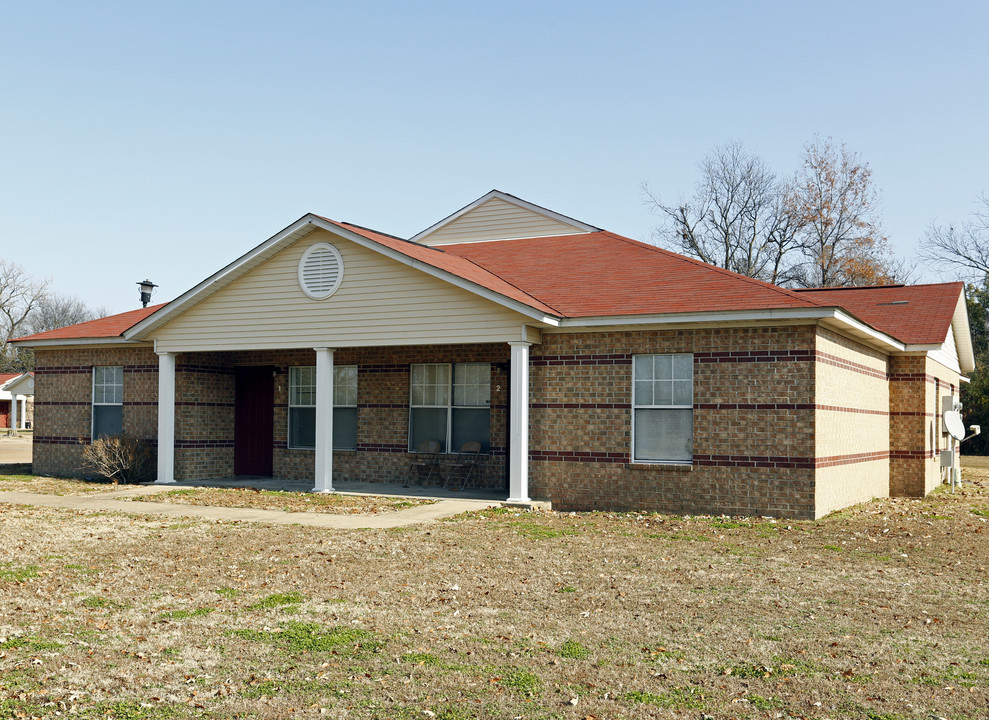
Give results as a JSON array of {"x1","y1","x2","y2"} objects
[
  {"x1": 405, "y1": 440, "x2": 442, "y2": 486},
  {"x1": 444, "y1": 440, "x2": 482, "y2": 491}
]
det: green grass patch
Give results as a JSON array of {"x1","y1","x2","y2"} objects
[
  {"x1": 241, "y1": 677, "x2": 346, "y2": 699},
  {"x1": 233, "y1": 621, "x2": 382, "y2": 655},
  {"x1": 500, "y1": 667, "x2": 542, "y2": 696},
  {"x1": 971, "y1": 507, "x2": 989, "y2": 517},
  {"x1": 0, "y1": 635, "x2": 64, "y2": 652},
  {"x1": 401, "y1": 651, "x2": 444, "y2": 666},
  {"x1": 623, "y1": 687, "x2": 706, "y2": 709},
  {"x1": 557, "y1": 585, "x2": 577, "y2": 593},
  {"x1": 508, "y1": 521, "x2": 572, "y2": 539},
  {"x1": 823, "y1": 544, "x2": 844, "y2": 551},
  {"x1": 558, "y1": 639, "x2": 590, "y2": 659},
  {"x1": 746, "y1": 693, "x2": 785, "y2": 710},
  {"x1": 247, "y1": 591, "x2": 305, "y2": 610},
  {"x1": 0, "y1": 563, "x2": 39, "y2": 582},
  {"x1": 215, "y1": 586, "x2": 240, "y2": 598}
]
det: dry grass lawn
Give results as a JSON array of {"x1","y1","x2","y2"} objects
[{"x1": 1, "y1": 464, "x2": 987, "y2": 719}]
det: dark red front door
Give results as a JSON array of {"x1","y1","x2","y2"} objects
[{"x1": 234, "y1": 367, "x2": 274, "y2": 476}]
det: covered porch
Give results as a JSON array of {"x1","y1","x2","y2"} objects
[{"x1": 151, "y1": 341, "x2": 535, "y2": 504}]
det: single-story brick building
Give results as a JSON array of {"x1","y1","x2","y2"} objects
[{"x1": 12, "y1": 190, "x2": 975, "y2": 518}]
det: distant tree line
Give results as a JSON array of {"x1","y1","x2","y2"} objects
[{"x1": 0, "y1": 259, "x2": 108, "y2": 372}]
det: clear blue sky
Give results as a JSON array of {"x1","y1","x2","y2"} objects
[{"x1": 2, "y1": 0, "x2": 987, "y2": 314}]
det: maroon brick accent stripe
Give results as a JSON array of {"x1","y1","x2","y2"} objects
[
  {"x1": 359, "y1": 403, "x2": 408, "y2": 409},
  {"x1": 357, "y1": 442, "x2": 409, "y2": 453},
  {"x1": 176, "y1": 402, "x2": 234, "y2": 408},
  {"x1": 814, "y1": 404, "x2": 888, "y2": 416},
  {"x1": 697, "y1": 402, "x2": 814, "y2": 411},
  {"x1": 123, "y1": 401, "x2": 158, "y2": 406},
  {"x1": 33, "y1": 435, "x2": 86, "y2": 445},
  {"x1": 890, "y1": 449, "x2": 935, "y2": 460},
  {"x1": 34, "y1": 400, "x2": 90, "y2": 407},
  {"x1": 816, "y1": 451, "x2": 889, "y2": 468},
  {"x1": 534, "y1": 450, "x2": 892, "y2": 469},
  {"x1": 890, "y1": 411, "x2": 934, "y2": 417},
  {"x1": 175, "y1": 439, "x2": 235, "y2": 449},
  {"x1": 815, "y1": 352, "x2": 887, "y2": 380},
  {"x1": 531, "y1": 354, "x2": 632, "y2": 367}
]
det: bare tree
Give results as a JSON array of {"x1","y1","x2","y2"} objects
[
  {"x1": 787, "y1": 136, "x2": 903, "y2": 287},
  {"x1": 643, "y1": 141, "x2": 803, "y2": 283},
  {"x1": 25, "y1": 293, "x2": 108, "y2": 335},
  {"x1": 919, "y1": 194, "x2": 989, "y2": 279},
  {"x1": 0, "y1": 260, "x2": 50, "y2": 371}
]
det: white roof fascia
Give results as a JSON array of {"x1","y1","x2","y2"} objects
[
  {"x1": 556, "y1": 307, "x2": 906, "y2": 353},
  {"x1": 125, "y1": 215, "x2": 562, "y2": 340},
  {"x1": 409, "y1": 190, "x2": 598, "y2": 244}
]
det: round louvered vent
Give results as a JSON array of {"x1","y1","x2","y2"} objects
[{"x1": 298, "y1": 242, "x2": 344, "y2": 299}]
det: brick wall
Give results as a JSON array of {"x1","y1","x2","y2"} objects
[
  {"x1": 32, "y1": 345, "x2": 158, "y2": 477},
  {"x1": 889, "y1": 355, "x2": 961, "y2": 497},
  {"x1": 529, "y1": 326, "x2": 819, "y2": 518},
  {"x1": 813, "y1": 328, "x2": 890, "y2": 516}
]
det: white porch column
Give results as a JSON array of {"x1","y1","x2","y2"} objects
[
  {"x1": 507, "y1": 341, "x2": 532, "y2": 504},
  {"x1": 8, "y1": 392, "x2": 17, "y2": 437},
  {"x1": 19, "y1": 396, "x2": 27, "y2": 429},
  {"x1": 155, "y1": 351, "x2": 177, "y2": 484},
  {"x1": 312, "y1": 347, "x2": 335, "y2": 493}
]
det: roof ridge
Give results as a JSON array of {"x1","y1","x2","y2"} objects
[{"x1": 597, "y1": 231, "x2": 827, "y2": 309}]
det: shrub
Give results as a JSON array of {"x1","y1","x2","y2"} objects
[{"x1": 81, "y1": 435, "x2": 156, "y2": 484}]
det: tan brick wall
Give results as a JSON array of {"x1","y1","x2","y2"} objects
[
  {"x1": 530, "y1": 326, "x2": 819, "y2": 518},
  {"x1": 32, "y1": 345, "x2": 158, "y2": 477},
  {"x1": 889, "y1": 356, "x2": 961, "y2": 497},
  {"x1": 813, "y1": 328, "x2": 890, "y2": 516}
]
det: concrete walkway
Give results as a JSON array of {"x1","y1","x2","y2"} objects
[
  {"x1": 0, "y1": 435, "x2": 32, "y2": 463},
  {"x1": 0, "y1": 482, "x2": 506, "y2": 529}
]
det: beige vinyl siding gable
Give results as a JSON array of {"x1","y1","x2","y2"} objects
[
  {"x1": 150, "y1": 229, "x2": 534, "y2": 352},
  {"x1": 928, "y1": 324, "x2": 961, "y2": 374},
  {"x1": 419, "y1": 197, "x2": 587, "y2": 245}
]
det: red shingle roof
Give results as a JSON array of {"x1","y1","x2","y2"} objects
[
  {"x1": 11, "y1": 304, "x2": 167, "y2": 343},
  {"x1": 0, "y1": 373, "x2": 22, "y2": 385},
  {"x1": 442, "y1": 232, "x2": 822, "y2": 316},
  {"x1": 793, "y1": 283, "x2": 963, "y2": 345},
  {"x1": 9, "y1": 223, "x2": 964, "y2": 351}
]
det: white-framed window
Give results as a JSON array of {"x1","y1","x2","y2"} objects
[
  {"x1": 410, "y1": 362, "x2": 490, "y2": 453},
  {"x1": 632, "y1": 354, "x2": 693, "y2": 463},
  {"x1": 92, "y1": 366, "x2": 123, "y2": 439},
  {"x1": 288, "y1": 365, "x2": 358, "y2": 450}
]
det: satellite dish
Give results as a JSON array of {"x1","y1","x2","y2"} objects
[{"x1": 943, "y1": 410, "x2": 966, "y2": 441}]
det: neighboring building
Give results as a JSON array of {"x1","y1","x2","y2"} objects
[
  {"x1": 11, "y1": 191, "x2": 975, "y2": 518},
  {"x1": 0, "y1": 372, "x2": 34, "y2": 431}
]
